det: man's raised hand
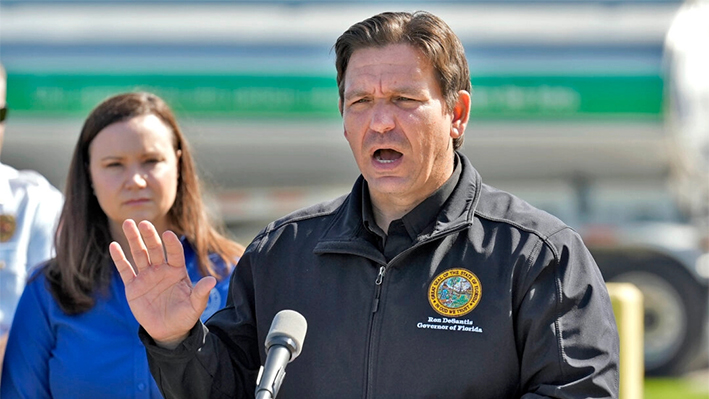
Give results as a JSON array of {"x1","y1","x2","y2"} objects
[{"x1": 109, "y1": 219, "x2": 216, "y2": 348}]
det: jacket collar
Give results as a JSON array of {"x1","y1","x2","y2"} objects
[{"x1": 313, "y1": 152, "x2": 482, "y2": 259}]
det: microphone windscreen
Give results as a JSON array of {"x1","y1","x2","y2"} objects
[{"x1": 266, "y1": 309, "x2": 308, "y2": 359}]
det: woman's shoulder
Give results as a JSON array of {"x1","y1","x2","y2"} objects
[
  {"x1": 181, "y1": 237, "x2": 237, "y2": 273},
  {"x1": 25, "y1": 263, "x2": 50, "y2": 291},
  {"x1": 15, "y1": 264, "x2": 56, "y2": 317},
  {"x1": 208, "y1": 251, "x2": 238, "y2": 269}
]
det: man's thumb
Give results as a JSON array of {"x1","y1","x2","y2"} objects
[{"x1": 192, "y1": 276, "x2": 218, "y2": 311}]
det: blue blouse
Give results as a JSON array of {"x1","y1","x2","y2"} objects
[{"x1": 0, "y1": 239, "x2": 234, "y2": 399}]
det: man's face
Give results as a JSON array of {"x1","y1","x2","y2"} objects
[{"x1": 341, "y1": 43, "x2": 468, "y2": 208}]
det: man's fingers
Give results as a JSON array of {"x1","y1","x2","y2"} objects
[
  {"x1": 109, "y1": 241, "x2": 136, "y2": 284},
  {"x1": 122, "y1": 219, "x2": 151, "y2": 272},
  {"x1": 192, "y1": 276, "x2": 217, "y2": 313},
  {"x1": 163, "y1": 230, "x2": 187, "y2": 269},
  {"x1": 138, "y1": 220, "x2": 166, "y2": 266}
]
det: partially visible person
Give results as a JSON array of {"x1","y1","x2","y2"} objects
[
  {"x1": 0, "y1": 92, "x2": 244, "y2": 399},
  {"x1": 0, "y1": 63, "x2": 63, "y2": 378}
]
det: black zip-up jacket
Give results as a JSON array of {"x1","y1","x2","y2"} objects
[{"x1": 142, "y1": 153, "x2": 619, "y2": 398}]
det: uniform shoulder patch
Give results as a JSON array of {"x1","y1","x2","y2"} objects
[
  {"x1": 428, "y1": 268, "x2": 482, "y2": 317},
  {"x1": 0, "y1": 214, "x2": 17, "y2": 243}
]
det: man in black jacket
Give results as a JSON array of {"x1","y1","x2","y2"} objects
[{"x1": 111, "y1": 11, "x2": 620, "y2": 399}]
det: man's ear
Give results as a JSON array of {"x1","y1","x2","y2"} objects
[{"x1": 450, "y1": 90, "x2": 471, "y2": 140}]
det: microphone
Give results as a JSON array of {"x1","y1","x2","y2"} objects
[{"x1": 255, "y1": 309, "x2": 308, "y2": 399}]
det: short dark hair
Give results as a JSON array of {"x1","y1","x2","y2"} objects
[
  {"x1": 46, "y1": 92, "x2": 243, "y2": 314},
  {"x1": 335, "y1": 11, "x2": 471, "y2": 149}
]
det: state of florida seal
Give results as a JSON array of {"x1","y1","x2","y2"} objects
[{"x1": 428, "y1": 268, "x2": 482, "y2": 317}]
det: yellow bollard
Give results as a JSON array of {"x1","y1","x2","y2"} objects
[{"x1": 606, "y1": 282, "x2": 645, "y2": 399}]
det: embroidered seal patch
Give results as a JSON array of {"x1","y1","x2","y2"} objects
[{"x1": 428, "y1": 268, "x2": 482, "y2": 317}]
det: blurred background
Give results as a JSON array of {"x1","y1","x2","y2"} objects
[{"x1": 1, "y1": 0, "x2": 708, "y2": 393}]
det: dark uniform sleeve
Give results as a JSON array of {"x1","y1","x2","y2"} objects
[
  {"x1": 514, "y1": 227, "x2": 620, "y2": 399},
  {"x1": 140, "y1": 240, "x2": 263, "y2": 399}
]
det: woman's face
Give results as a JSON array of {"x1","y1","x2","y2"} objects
[{"x1": 89, "y1": 114, "x2": 180, "y2": 238}]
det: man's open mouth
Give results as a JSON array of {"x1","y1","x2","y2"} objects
[{"x1": 374, "y1": 148, "x2": 403, "y2": 164}]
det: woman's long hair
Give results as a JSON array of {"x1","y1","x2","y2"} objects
[{"x1": 46, "y1": 92, "x2": 244, "y2": 314}]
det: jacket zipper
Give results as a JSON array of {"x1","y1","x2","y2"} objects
[
  {"x1": 363, "y1": 224, "x2": 469, "y2": 398},
  {"x1": 364, "y1": 265, "x2": 386, "y2": 399},
  {"x1": 372, "y1": 266, "x2": 386, "y2": 312}
]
